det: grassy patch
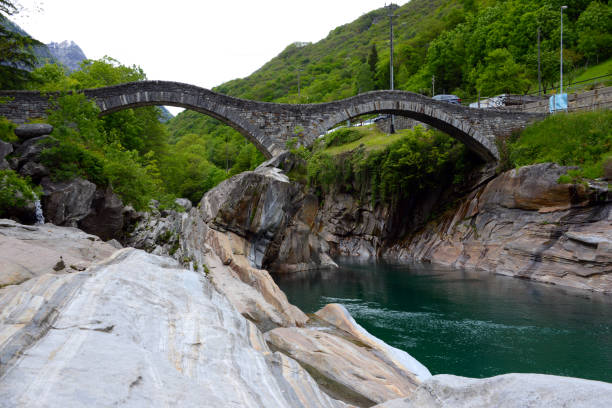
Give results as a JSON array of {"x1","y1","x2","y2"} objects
[
  {"x1": 573, "y1": 58, "x2": 612, "y2": 84},
  {"x1": 509, "y1": 110, "x2": 612, "y2": 180},
  {"x1": 322, "y1": 125, "x2": 405, "y2": 155}
]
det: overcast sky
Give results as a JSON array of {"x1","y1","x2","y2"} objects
[{"x1": 13, "y1": 1, "x2": 404, "y2": 114}]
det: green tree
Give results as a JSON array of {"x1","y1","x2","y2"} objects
[
  {"x1": 576, "y1": 1, "x2": 612, "y2": 64},
  {"x1": 353, "y1": 64, "x2": 375, "y2": 94},
  {"x1": 0, "y1": 0, "x2": 42, "y2": 89},
  {"x1": 367, "y1": 44, "x2": 379, "y2": 86},
  {"x1": 475, "y1": 48, "x2": 530, "y2": 95}
]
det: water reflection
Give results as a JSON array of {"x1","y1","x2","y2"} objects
[{"x1": 273, "y1": 259, "x2": 612, "y2": 382}]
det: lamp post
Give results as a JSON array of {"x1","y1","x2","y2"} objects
[
  {"x1": 388, "y1": 3, "x2": 395, "y2": 133},
  {"x1": 560, "y1": 5, "x2": 568, "y2": 95}
]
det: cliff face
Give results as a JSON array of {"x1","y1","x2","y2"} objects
[{"x1": 384, "y1": 163, "x2": 612, "y2": 293}]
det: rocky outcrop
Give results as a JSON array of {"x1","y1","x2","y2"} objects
[
  {"x1": 265, "y1": 303, "x2": 430, "y2": 407},
  {"x1": 384, "y1": 163, "x2": 612, "y2": 293},
  {"x1": 373, "y1": 373, "x2": 612, "y2": 408},
  {"x1": 182, "y1": 204, "x2": 309, "y2": 332},
  {"x1": 0, "y1": 219, "x2": 118, "y2": 287},
  {"x1": 4, "y1": 126, "x2": 127, "y2": 240},
  {"x1": 126, "y1": 166, "x2": 338, "y2": 331},
  {"x1": 41, "y1": 177, "x2": 98, "y2": 226},
  {"x1": 315, "y1": 304, "x2": 431, "y2": 381},
  {"x1": 0, "y1": 247, "x2": 345, "y2": 408}
]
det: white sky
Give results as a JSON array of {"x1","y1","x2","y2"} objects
[{"x1": 13, "y1": 1, "x2": 404, "y2": 114}]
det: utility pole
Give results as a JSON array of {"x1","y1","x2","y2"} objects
[
  {"x1": 537, "y1": 27, "x2": 542, "y2": 96},
  {"x1": 388, "y1": 3, "x2": 395, "y2": 134},
  {"x1": 432, "y1": 75, "x2": 435, "y2": 97},
  {"x1": 560, "y1": 5, "x2": 567, "y2": 95},
  {"x1": 297, "y1": 67, "x2": 303, "y2": 98}
]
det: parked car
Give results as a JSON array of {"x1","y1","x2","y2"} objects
[{"x1": 432, "y1": 94, "x2": 461, "y2": 104}]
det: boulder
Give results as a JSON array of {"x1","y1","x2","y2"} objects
[
  {"x1": 41, "y1": 177, "x2": 97, "y2": 227},
  {"x1": 199, "y1": 168, "x2": 336, "y2": 272},
  {"x1": 373, "y1": 373, "x2": 612, "y2": 408},
  {"x1": 13, "y1": 123, "x2": 53, "y2": 140},
  {"x1": 256, "y1": 151, "x2": 306, "y2": 174},
  {"x1": 18, "y1": 161, "x2": 49, "y2": 182},
  {"x1": 79, "y1": 187, "x2": 124, "y2": 241},
  {"x1": 182, "y1": 217, "x2": 309, "y2": 331}
]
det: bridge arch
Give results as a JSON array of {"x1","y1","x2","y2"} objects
[
  {"x1": 84, "y1": 81, "x2": 282, "y2": 158},
  {"x1": 0, "y1": 82, "x2": 545, "y2": 163},
  {"x1": 299, "y1": 91, "x2": 515, "y2": 162}
]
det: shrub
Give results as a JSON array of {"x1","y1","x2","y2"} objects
[
  {"x1": 324, "y1": 127, "x2": 365, "y2": 148},
  {"x1": 0, "y1": 170, "x2": 40, "y2": 216},
  {"x1": 0, "y1": 117, "x2": 16, "y2": 143}
]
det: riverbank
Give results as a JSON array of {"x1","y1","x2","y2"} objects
[{"x1": 2, "y1": 218, "x2": 612, "y2": 407}]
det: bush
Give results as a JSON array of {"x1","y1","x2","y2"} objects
[
  {"x1": 0, "y1": 170, "x2": 40, "y2": 216},
  {"x1": 324, "y1": 127, "x2": 365, "y2": 147},
  {"x1": 40, "y1": 140, "x2": 107, "y2": 185},
  {"x1": 0, "y1": 116, "x2": 16, "y2": 143}
]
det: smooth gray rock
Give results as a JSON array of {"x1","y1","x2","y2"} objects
[
  {"x1": 79, "y1": 187, "x2": 124, "y2": 241},
  {"x1": 13, "y1": 123, "x2": 53, "y2": 140},
  {"x1": 0, "y1": 248, "x2": 344, "y2": 408},
  {"x1": 14, "y1": 135, "x2": 54, "y2": 166},
  {"x1": 41, "y1": 177, "x2": 97, "y2": 227},
  {"x1": 0, "y1": 218, "x2": 117, "y2": 288},
  {"x1": 373, "y1": 373, "x2": 612, "y2": 408}
]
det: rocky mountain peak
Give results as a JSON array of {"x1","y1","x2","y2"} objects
[{"x1": 46, "y1": 40, "x2": 86, "y2": 72}]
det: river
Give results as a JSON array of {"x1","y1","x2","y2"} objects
[{"x1": 273, "y1": 260, "x2": 612, "y2": 382}]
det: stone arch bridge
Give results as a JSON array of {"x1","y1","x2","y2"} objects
[{"x1": 0, "y1": 81, "x2": 545, "y2": 162}]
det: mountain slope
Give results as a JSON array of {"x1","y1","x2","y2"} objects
[{"x1": 47, "y1": 40, "x2": 87, "y2": 72}]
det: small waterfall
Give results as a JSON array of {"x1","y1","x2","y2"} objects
[{"x1": 34, "y1": 199, "x2": 44, "y2": 225}]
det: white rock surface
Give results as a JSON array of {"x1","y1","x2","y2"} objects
[
  {"x1": 315, "y1": 304, "x2": 431, "y2": 381},
  {"x1": 0, "y1": 219, "x2": 117, "y2": 287},
  {"x1": 0, "y1": 248, "x2": 344, "y2": 408},
  {"x1": 265, "y1": 326, "x2": 420, "y2": 406},
  {"x1": 373, "y1": 373, "x2": 612, "y2": 407}
]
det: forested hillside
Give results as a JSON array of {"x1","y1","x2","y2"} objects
[{"x1": 168, "y1": 0, "x2": 611, "y2": 201}]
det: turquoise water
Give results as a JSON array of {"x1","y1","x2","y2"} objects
[{"x1": 273, "y1": 260, "x2": 612, "y2": 382}]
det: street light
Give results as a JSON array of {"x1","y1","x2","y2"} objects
[
  {"x1": 560, "y1": 5, "x2": 568, "y2": 95},
  {"x1": 387, "y1": 3, "x2": 395, "y2": 133}
]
